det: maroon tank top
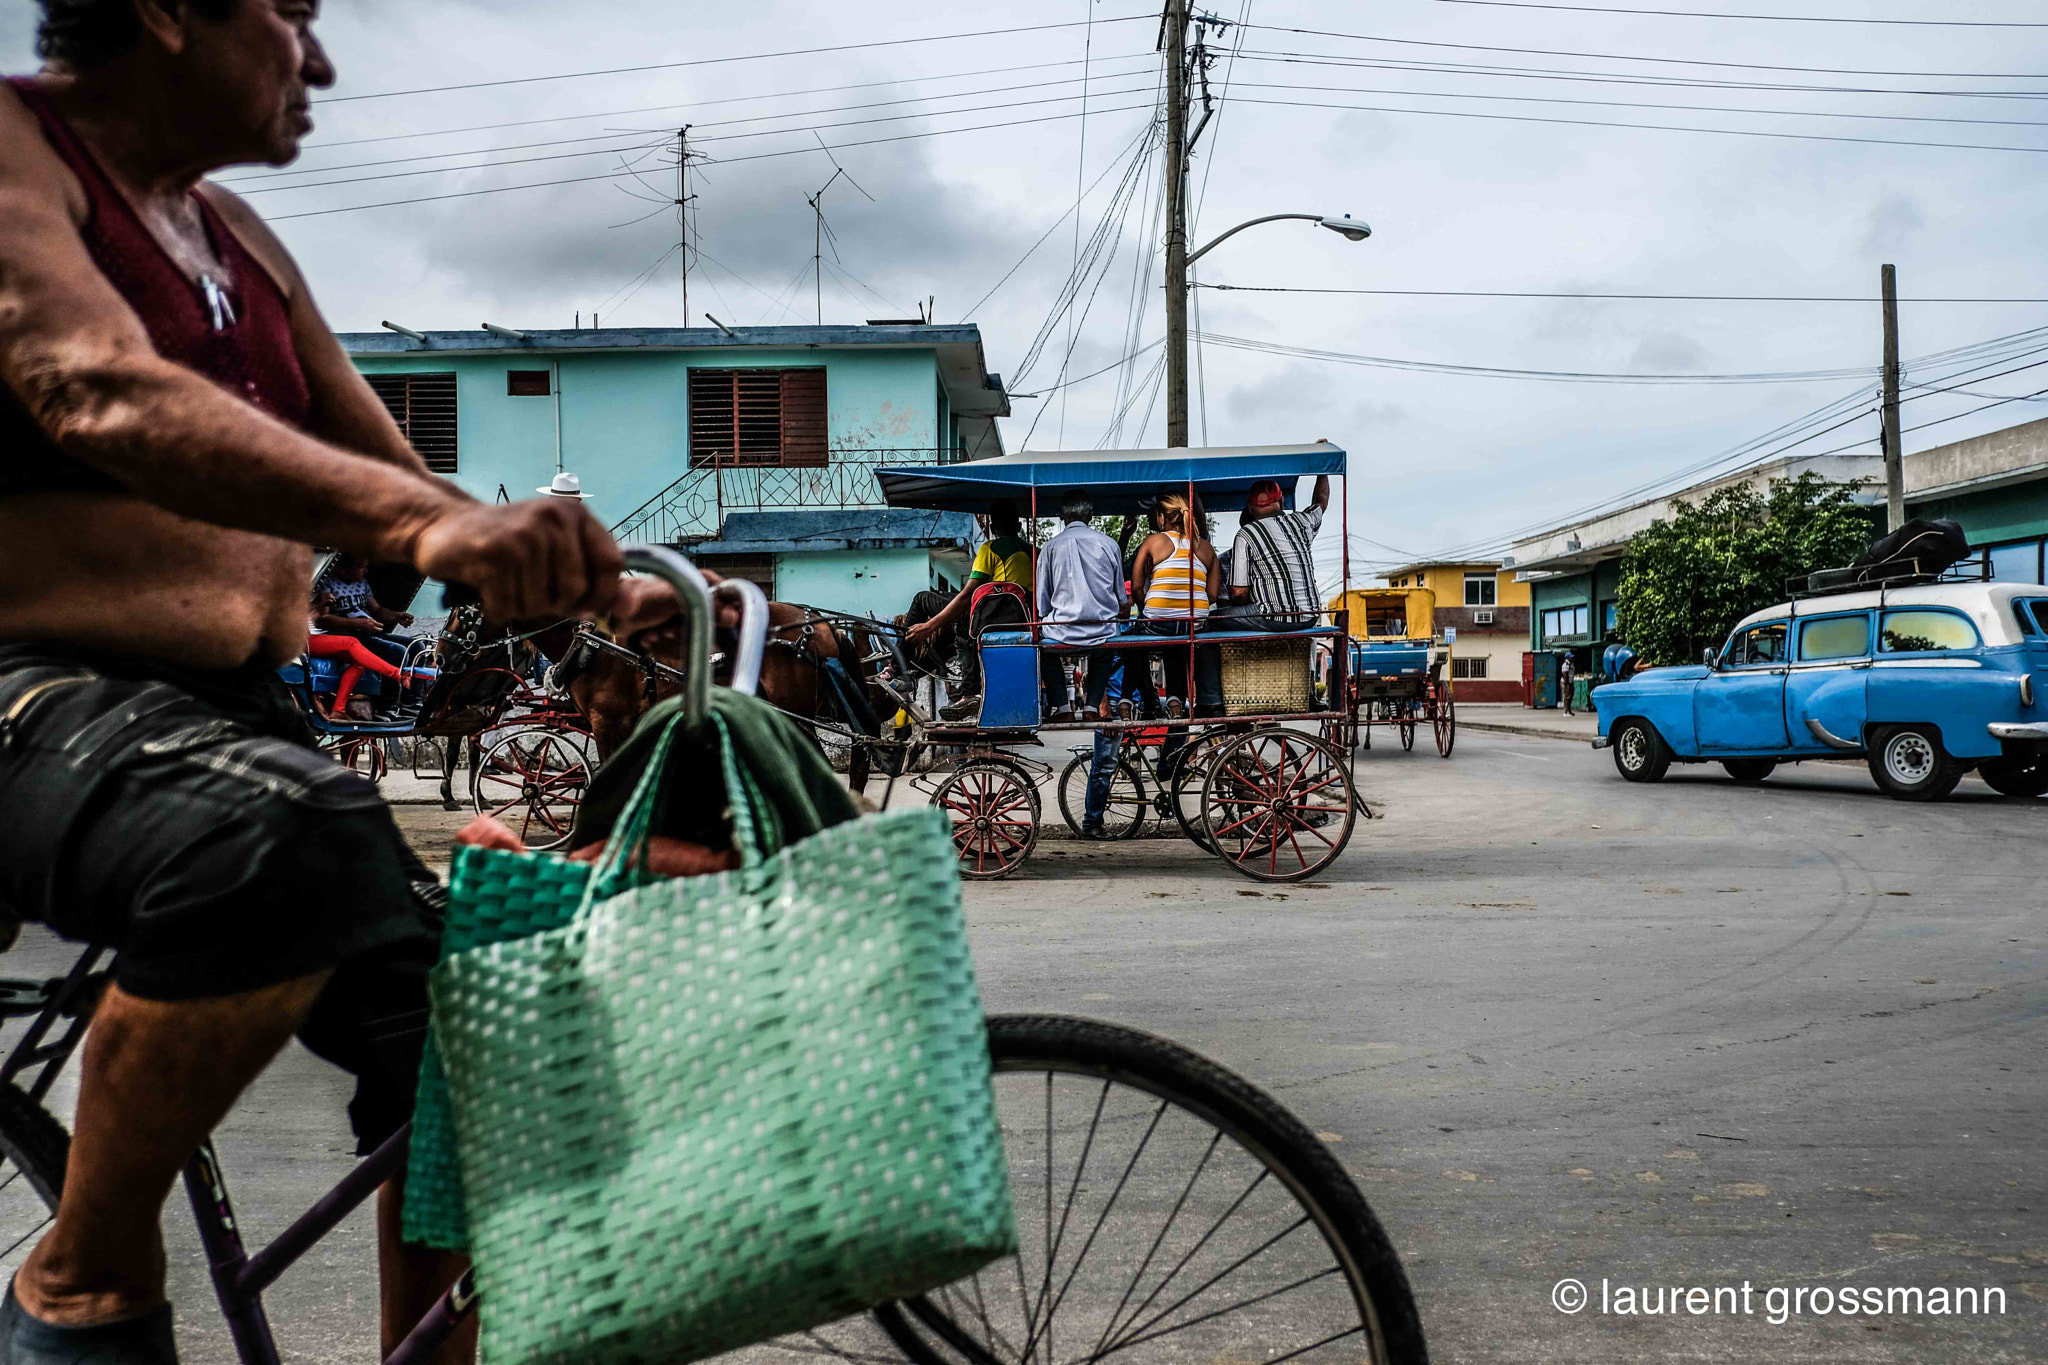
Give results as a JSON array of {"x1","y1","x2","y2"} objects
[{"x1": 0, "y1": 77, "x2": 311, "y2": 498}]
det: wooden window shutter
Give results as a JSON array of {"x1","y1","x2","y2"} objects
[
  {"x1": 688, "y1": 367, "x2": 827, "y2": 468},
  {"x1": 365, "y1": 372, "x2": 458, "y2": 473},
  {"x1": 780, "y1": 368, "x2": 827, "y2": 466}
]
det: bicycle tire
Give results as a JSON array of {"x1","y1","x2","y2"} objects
[
  {"x1": 870, "y1": 1014, "x2": 1427, "y2": 1365},
  {"x1": 1056, "y1": 752, "x2": 1149, "y2": 840},
  {"x1": 0, "y1": 1084, "x2": 71, "y2": 1281}
]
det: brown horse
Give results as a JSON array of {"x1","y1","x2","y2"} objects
[{"x1": 533, "y1": 600, "x2": 892, "y2": 793}]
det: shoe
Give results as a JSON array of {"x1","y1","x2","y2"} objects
[
  {"x1": 938, "y1": 694, "x2": 982, "y2": 722},
  {"x1": 1048, "y1": 706, "x2": 1077, "y2": 723},
  {"x1": 0, "y1": 1281, "x2": 179, "y2": 1364},
  {"x1": 1077, "y1": 826, "x2": 1113, "y2": 841}
]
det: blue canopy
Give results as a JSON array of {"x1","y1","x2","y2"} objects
[{"x1": 875, "y1": 441, "x2": 1347, "y2": 516}]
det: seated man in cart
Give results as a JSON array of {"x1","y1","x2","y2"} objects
[
  {"x1": 1034, "y1": 491, "x2": 1127, "y2": 722},
  {"x1": 1226, "y1": 474, "x2": 1331, "y2": 631},
  {"x1": 902, "y1": 498, "x2": 1033, "y2": 721}
]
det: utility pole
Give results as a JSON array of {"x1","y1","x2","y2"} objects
[
  {"x1": 1163, "y1": 0, "x2": 1191, "y2": 448},
  {"x1": 1881, "y1": 263, "x2": 1904, "y2": 532}
]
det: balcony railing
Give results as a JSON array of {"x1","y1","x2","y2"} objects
[{"x1": 610, "y1": 446, "x2": 962, "y2": 545}]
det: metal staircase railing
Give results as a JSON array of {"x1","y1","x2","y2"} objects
[{"x1": 610, "y1": 446, "x2": 960, "y2": 544}]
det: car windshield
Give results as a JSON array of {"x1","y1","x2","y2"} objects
[
  {"x1": 1726, "y1": 621, "x2": 1787, "y2": 664},
  {"x1": 2025, "y1": 600, "x2": 2048, "y2": 636}
]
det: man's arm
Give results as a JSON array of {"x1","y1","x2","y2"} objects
[
  {"x1": 0, "y1": 104, "x2": 616, "y2": 620},
  {"x1": 1308, "y1": 474, "x2": 1331, "y2": 514}
]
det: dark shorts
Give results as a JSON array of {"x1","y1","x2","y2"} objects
[{"x1": 0, "y1": 643, "x2": 441, "y2": 1153}]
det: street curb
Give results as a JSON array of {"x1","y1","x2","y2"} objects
[{"x1": 1457, "y1": 720, "x2": 1596, "y2": 744}]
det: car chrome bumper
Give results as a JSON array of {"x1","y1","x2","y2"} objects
[
  {"x1": 1590, "y1": 736, "x2": 1611, "y2": 749},
  {"x1": 1988, "y1": 721, "x2": 2048, "y2": 740}
]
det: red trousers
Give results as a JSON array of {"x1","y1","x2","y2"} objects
[{"x1": 306, "y1": 634, "x2": 405, "y2": 713}]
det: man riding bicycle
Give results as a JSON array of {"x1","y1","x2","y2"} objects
[{"x1": 0, "y1": 4, "x2": 665, "y2": 1361}]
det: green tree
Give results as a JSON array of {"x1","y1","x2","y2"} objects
[{"x1": 1614, "y1": 472, "x2": 1877, "y2": 666}]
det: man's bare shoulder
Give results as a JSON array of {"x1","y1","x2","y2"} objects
[
  {"x1": 195, "y1": 179, "x2": 305, "y2": 302},
  {"x1": 0, "y1": 81, "x2": 88, "y2": 224}
]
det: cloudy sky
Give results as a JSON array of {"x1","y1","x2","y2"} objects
[{"x1": 7, "y1": 0, "x2": 2047, "y2": 578}]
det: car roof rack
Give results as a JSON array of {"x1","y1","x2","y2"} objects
[{"x1": 1787, "y1": 556, "x2": 1991, "y2": 600}]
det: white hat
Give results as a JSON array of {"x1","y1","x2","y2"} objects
[{"x1": 539, "y1": 471, "x2": 591, "y2": 499}]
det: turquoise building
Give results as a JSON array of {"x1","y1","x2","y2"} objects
[{"x1": 340, "y1": 321, "x2": 1009, "y2": 607}]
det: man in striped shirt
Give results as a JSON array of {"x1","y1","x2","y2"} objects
[{"x1": 1227, "y1": 475, "x2": 1330, "y2": 629}]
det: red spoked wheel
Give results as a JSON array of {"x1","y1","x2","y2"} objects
[
  {"x1": 471, "y1": 729, "x2": 593, "y2": 852},
  {"x1": 933, "y1": 758, "x2": 1040, "y2": 880},
  {"x1": 1200, "y1": 729, "x2": 1358, "y2": 882},
  {"x1": 1433, "y1": 690, "x2": 1456, "y2": 758},
  {"x1": 320, "y1": 734, "x2": 388, "y2": 784}
]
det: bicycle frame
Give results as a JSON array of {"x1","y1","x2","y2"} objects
[{"x1": 0, "y1": 955, "x2": 476, "y2": 1365}]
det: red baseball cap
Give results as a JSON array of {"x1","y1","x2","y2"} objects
[{"x1": 1245, "y1": 479, "x2": 1284, "y2": 511}]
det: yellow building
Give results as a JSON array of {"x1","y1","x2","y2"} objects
[{"x1": 1379, "y1": 560, "x2": 1530, "y2": 702}]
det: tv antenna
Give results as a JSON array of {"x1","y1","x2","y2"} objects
[{"x1": 805, "y1": 139, "x2": 874, "y2": 326}]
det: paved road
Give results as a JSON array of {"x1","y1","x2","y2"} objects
[{"x1": 7, "y1": 729, "x2": 2041, "y2": 1362}]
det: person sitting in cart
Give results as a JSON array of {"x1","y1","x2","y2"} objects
[
  {"x1": 1226, "y1": 474, "x2": 1331, "y2": 630},
  {"x1": 306, "y1": 589, "x2": 434, "y2": 721},
  {"x1": 903, "y1": 498, "x2": 1033, "y2": 721},
  {"x1": 1034, "y1": 491, "x2": 1127, "y2": 722}
]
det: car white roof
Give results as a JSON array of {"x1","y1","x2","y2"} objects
[{"x1": 1731, "y1": 580, "x2": 2043, "y2": 648}]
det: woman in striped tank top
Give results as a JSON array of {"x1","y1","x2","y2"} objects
[{"x1": 1131, "y1": 492, "x2": 1225, "y2": 735}]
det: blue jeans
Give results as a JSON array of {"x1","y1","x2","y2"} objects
[{"x1": 1082, "y1": 728, "x2": 1121, "y2": 833}]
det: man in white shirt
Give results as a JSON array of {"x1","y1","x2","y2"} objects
[{"x1": 1035, "y1": 491, "x2": 1127, "y2": 720}]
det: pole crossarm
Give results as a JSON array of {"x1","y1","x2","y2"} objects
[{"x1": 1185, "y1": 213, "x2": 1327, "y2": 267}]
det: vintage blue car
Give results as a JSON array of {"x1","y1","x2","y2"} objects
[{"x1": 1592, "y1": 582, "x2": 2048, "y2": 801}]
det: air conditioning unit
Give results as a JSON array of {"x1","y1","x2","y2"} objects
[{"x1": 1473, "y1": 609, "x2": 1495, "y2": 625}]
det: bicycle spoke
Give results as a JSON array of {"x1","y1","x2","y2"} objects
[
  {"x1": 1085, "y1": 1265, "x2": 1342, "y2": 1362},
  {"x1": 1019, "y1": 1081, "x2": 1109, "y2": 1365},
  {"x1": 1106, "y1": 1214, "x2": 1314, "y2": 1356},
  {"x1": 1088, "y1": 1131, "x2": 1224, "y2": 1362},
  {"x1": 1100, "y1": 1170, "x2": 1273, "y2": 1352}
]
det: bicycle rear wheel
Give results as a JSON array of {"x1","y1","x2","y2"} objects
[
  {"x1": 737, "y1": 1015, "x2": 1426, "y2": 1365},
  {"x1": 0, "y1": 1085, "x2": 70, "y2": 1284}
]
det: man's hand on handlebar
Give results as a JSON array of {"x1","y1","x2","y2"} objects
[{"x1": 410, "y1": 499, "x2": 625, "y2": 623}]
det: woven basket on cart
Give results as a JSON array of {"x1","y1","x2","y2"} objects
[{"x1": 1220, "y1": 637, "x2": 1313, "y2": 715}]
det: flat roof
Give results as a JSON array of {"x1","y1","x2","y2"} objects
[{"x1": 337, "y1": 322, "x2": 1010, "y2": 417}]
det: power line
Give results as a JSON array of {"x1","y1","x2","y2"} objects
[
  {"x1": 254, "y1": 92, "x2": 1161, "y2": 202},
  {"x1": 1225, "y1": 78, "x2": 2048, "y2": 131},
  {"x1": 1236, "y1": 47, "x2": 2048, "y2": 102},
  {"x1": 1424, "y1": 0, "x2": 2048, "y2": 26},
  {"x1": 1195, "y1": 331, "x2": 1880, "y2": 383},
  {"x1": 1233, "y1": 95, "x2": 2048, "y2": 157},
  {"x1": 268, "y1": 101, "x2": 1161, "y2": 221},
  {"x1": 318, "y1": 15, "x2": 1159, "y2": 104},
  {"x1": 1198, "y1": 284, "x2": 2048, "y2": 302},
  {"x1": 1244, "y1": 23, "x2": 2048, "y2": 81},
  {"x1": 238, "y1": 64, "x2": 1163, "y2": 184},
  {"x1": 300, "y1": 53, "x2": 1160, "y2": 151}
]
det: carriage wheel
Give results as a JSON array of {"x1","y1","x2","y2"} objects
[
  {"x1": 1434, "y1": 692, "x2": 1456, "y2": 758},
  {"x1": 1167, "y1": 729, "x2": 1236, "y2": 851},
  {"x1": 1398, "y1": 705, "x2": 1416, "y2": 752},
  {"x1": 1056, "y1": 751, "x2": 1149, "y2": 840},
  {"x1": 321, "y1": 735, "x2": 387, "y2": 784},
  {"x1": 933, "y1": 759, "x2": 1039, "y2": 879},
  {"x1": 472, "y1": 729, "x2": 592, "y2": 852},
  {"x1": 1201, "y1": 730, "x2": 1358, "y2": 883}
]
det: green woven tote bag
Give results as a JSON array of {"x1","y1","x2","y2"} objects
[{"x1": 430, "y1": 711, "x2": 1017, "y2": 1365}]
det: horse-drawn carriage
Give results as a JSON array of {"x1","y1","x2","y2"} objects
[
  {"x1": 1326, "y1": 587, "x2": 1456, "y2": 757},
  {"x1": 869, "y1": 443, "x2": 1370, "y2": 883}
]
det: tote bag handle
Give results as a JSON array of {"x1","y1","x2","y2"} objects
[{"x1": 579, "y1": 709, "x2": 766, "y2": 913}]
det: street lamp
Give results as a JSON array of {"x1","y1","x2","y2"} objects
[{"x1": 1167, "y1": 212, "x2": 1372, "y2": 445}]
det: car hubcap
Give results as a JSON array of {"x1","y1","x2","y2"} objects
[
  {"x1": 1886, "y1": 733, "x2": 1935, "y2": 784},
  {"x1": 1620, "y1": 729, "x2": 1644, "y2": 769}
]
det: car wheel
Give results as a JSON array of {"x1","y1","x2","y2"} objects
[
  {"x1": 1867, "y1": 725, "x2": 1964, "y2": 802},
  {"x1": 1721, "y1": 758, "x2": 1776, "y2": 784},
  {"x1": 1611, "y1": 717, "x2": 1671, "y2": 783},
  {"x1": 1978, "y1": 754, "x2": 2048, "y2": 798}
]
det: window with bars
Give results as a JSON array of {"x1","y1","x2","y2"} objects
[
  {"x1": 364, "y1": 372, "x2": 458, "y2": 473},
  {"x1": 687, "y1": 367, "x2": 827, "y2": 468},
  {"x1": 1451, "y1": 656, "x2": 1488, "y2": 679}
]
